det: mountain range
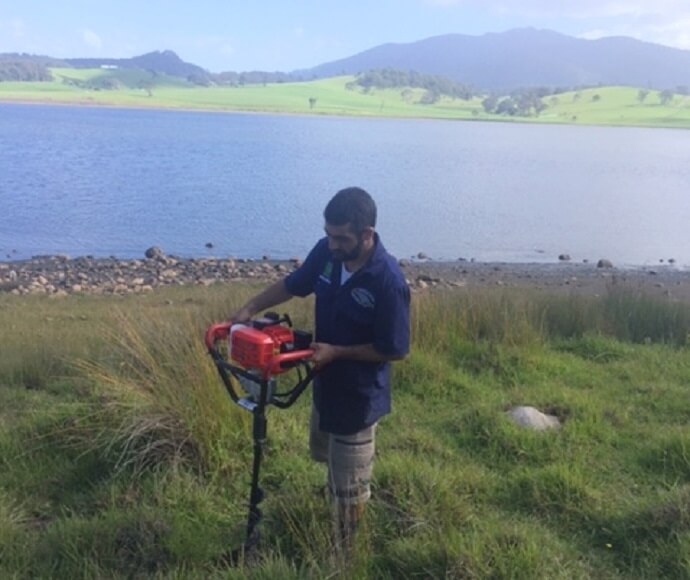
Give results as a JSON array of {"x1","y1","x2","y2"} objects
[
  {"x1": 293, "y1": 28, "x2": 690, "y2": 91},
  {"x1": 3, "y1": 29, "x2": 690, "y2": 92}
]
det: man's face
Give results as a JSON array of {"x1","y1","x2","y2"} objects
[{"x1": 325, "y1": 222, "x2": 365, "y2": 262}]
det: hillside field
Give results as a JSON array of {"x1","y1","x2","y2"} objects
[{"x1": 1, "y1": 69, "x2": 690, "y2": 128}]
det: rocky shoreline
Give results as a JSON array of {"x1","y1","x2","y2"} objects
[{"x1": 1, "y1": 249, "x2": 689, "y2": 302}]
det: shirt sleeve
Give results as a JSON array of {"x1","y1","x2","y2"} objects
[
  {"x1": 373, "y1": 278, "x2": 411, "y2": 358},
  {"x1": 284, "y1": 239, "x2": 327, "y2": 298}
]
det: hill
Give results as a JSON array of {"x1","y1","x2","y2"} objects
[
  {"x1": 0, "y1": 49, "x2": 209, "y2": 82},
  {"x1": 64, "y1": 50, "x2": 209, "y2": 81},
  {"x1": 294, "y1": 28, "x2": 690, "y2": 92}
]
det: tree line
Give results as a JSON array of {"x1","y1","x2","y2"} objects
[
  {"x1": 481, "y1": 88, "x2": 548, "y2": 117},
  {"x1": 346, "y1": 68, "x2": 476, "y2": 102},
  {"x1": 0, "y1": 61, "x2": 53, "y2": 82},
  {"x1": 637, "y1": 87, "x2": 688, "y2": 106},
  {"x1": 209, "y1": 71, "x2": 301, "y2": 86}
]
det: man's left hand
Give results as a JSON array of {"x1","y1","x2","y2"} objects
[{"x1": 309, "y1": 342, "x2": 339, "y2": 370}]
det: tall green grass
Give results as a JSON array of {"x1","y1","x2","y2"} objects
[{"x1": 2, "y1": 283, "x2": 690, "y2": 577}]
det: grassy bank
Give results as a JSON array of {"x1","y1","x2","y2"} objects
[
  {"x1": 2, "y1": 71, "x2": 690, "y2": 128},
  {"x1": 2, "y1": 284, "x2": 690, "y2": 578}
]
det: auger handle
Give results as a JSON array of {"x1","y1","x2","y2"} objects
[
  {"x1": 205, "y1": 322, "x2": 232, "y2": 353},
  {"x1": 205, "y1": 322, "x2": 243, "y2": 405},
  {"x1": 265, "y1": 349, "x2": 315, "y2": 378}
]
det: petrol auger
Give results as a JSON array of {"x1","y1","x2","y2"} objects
[{"x1": 205, "y1": 312, "x2": 316, "y2": 559}]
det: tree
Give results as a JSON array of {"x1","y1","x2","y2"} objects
[
  {"x1": 419, "y1": 89, "x2": 440, "y2": 104},
  {"x1": 659, "y1": 89, "x2": 674, "y2": 106},
  {"x1": 0, "y1": 61, "x2": 52, "y2": 82},
  {"x1": 481, "y1": 96, "x2": 498, "y2": 114},
  {"x1": 308, "y1": 97, "x2": 317, "y2": 109},
  {"x1": 533, "y1": 98, "x2": 547, "y2": 115},
  {"x1": 138, "y1": 81, "x2": 154, "y2": 97},
  {"x1": 592, "y1": 94, "x2": 601, "y2": 102},
  {"x1": 637, "y1": 89, "x2": 649, "y2": 103},
  {"x1": 495, "y1": 97, "x2": 518, "y2": 116}
]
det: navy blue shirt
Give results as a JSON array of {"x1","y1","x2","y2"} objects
[{"x1": 284, "y1": 235, "x2": 410, "y2": 435}]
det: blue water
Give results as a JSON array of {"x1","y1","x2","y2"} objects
[{"x1": 2, "y1": 103, "x2": 689, "y2": 267}]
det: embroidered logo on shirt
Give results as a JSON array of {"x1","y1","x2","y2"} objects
[
  {"x1": 319, "y1": 261, "x2": 333, "y2": 284},
  {"x1": 351, "y1": 287, "x2": 375, "y2": 309}
]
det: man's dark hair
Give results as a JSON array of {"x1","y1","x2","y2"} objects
[{"x1": 324, "y1": 187, "x2": 377, "y2": 234}]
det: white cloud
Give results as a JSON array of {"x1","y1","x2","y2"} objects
[
  {"x1": 204, "y1": 36, "x2": 235, "y2": 55},
  {"x1": 646, "y1": 16, "x2": 690, "y2": 49},
  {"x1": 578, "y1": 15, "x2": 690, "y2": 50},
  {"x1": 425, "y1": 0, "x2": 690, "y2": 18},
  {"x1": 10, "y1": 18, "x2": 25, "y2": 37},
  {"x1": 82, "y1": 28, "x2": 102, "y2": 51},
  {"x1": 424, "y1": 0, "x2": 467, "y2": 5},
  {"x1": 219, "y1": 43, "x2": 235, "y2": 58},
  {"x1": 0, "y1": 17, "x2": 25, "y2": 39},
  {"x1": 422, "y1": 0, "x2": 690, "y2": 50},
  {"x1": 579, "y1": 29, "x2": 610, "y2": 40}
]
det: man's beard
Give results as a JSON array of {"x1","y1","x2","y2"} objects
[{"x1": 331, "y1": 239, "x2": 362, "y2": 262}]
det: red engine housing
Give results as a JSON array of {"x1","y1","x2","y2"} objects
[{"x1": 230, "y1": 325, "x2": 296, "y2": 372}]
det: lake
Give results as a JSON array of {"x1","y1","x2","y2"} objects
[{"x1": 1, "y1": 103, "x2": 689, "y2": 267}]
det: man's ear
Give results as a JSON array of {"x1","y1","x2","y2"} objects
[{"x1": 361, "y1": 227, "x2": 375, "y2": 242}]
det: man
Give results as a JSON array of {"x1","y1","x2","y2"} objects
[{"x1": 230, "y1": 186, "x2": 410, "y2": 550}]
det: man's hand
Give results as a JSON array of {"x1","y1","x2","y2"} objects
[
  {"x1": 229, "y1": 305, "x2": 253, "y2": 324},
  {"x1": 227, "y1": 280, "x2": 293, "y2": 324},
  {"x1": 309, "y1": 342, "x2": 340, "y2": 370},
  {"x1": 308, "y1": 342, "x2": 406, "y2": 370}
]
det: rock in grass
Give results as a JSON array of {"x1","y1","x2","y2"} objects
[
  {"x1": 597, "y1": 259, "x2": 614, "y2": 268},
  {"x1": 507, "y1": 406, "x2": 560, "y2": 431}
]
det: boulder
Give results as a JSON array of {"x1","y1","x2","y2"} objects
[
  {"x1": 558, "y1": 254, "x2": 571, "y2": 262},
  {"x1": 145, "y1": 246, "x2": 165, "y2": 260},
  {"x1": 506, "y1": 406, "x2": 561, "y2": 431},
  {"x1": 597, "y1": 259, "x2": 613, "y2": 269}
]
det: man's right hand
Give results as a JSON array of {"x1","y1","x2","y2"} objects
[
  {"x1": 229, "y1": 305, "x2": 253, "y2": 324},
  {"x1": 227, "y1": 279, "x2": 293, "y2": 326}
]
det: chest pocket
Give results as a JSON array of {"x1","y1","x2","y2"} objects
[{"x1": 345, "y1": 287, "x2": 376, "y2": 327}]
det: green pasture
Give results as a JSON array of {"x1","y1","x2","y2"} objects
[
  {"x1": 537, "y1": 86, "x2": 690, "y2": 128},
  {"x1": 2, "y1": 283, "x2": 690, "y2": 578},
  {"x1": 2, "y1": 68, "x2": 690, "y2": 128}
]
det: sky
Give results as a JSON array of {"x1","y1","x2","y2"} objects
[{"x1": 1, "y1": 0, "x2": 690, "y2": 72}]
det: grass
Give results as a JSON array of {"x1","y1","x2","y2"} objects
[
  {"x1": 2, "y1": 71, "x2": 690, "y2": 128},
  {"x1": 1, "y1": 283, "x2": 690, "y2": 577}
]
